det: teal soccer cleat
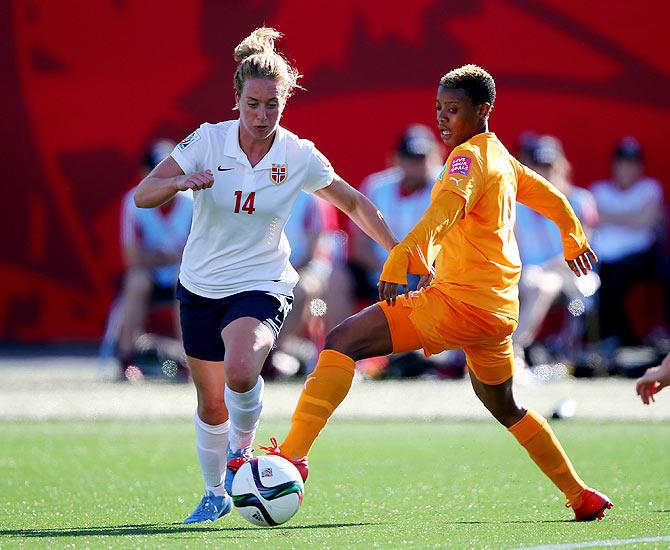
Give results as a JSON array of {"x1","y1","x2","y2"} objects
[{"x1": 183, "y1": 491, "x2": 232, "y2": 524}]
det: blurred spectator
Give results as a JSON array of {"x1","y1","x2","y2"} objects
[
  {"x1": 115, "y1": 139, "x2": 192, "y2": 378},
  {"x1": 514, "y1": 135, "x2": 600, "y2": 363},
  {"x1": 590, "y1": 137, "x2": 667, "y2": 346},
  {"x1": 517, "y1": 130, "x2": 540, "y2": 165},
  {"x1": 345, "y1": 124, "x2": 443, "y2": 310}
]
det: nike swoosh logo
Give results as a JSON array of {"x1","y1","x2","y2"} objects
[{"x1": 218, "y1": 166, "x2": 234, "y2": 171}]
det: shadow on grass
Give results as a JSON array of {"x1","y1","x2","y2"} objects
[{"x1": 1, "y1": 521, "x2": 380, "y2": 539}]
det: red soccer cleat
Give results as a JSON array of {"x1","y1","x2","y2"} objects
[
  {"x1": 260, "y1": 437, "x2": 309, "y2": 482},
  {"x1": 570, "y1": 488, "x2": 613, "y2": 521}
]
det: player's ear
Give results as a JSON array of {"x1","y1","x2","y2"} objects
[
  {"x1": 478, "y1": 102, "x2": 492, "y2": 119},
  {"x1": 233, "y1": 92, "x2": 240, "y2": 111}
]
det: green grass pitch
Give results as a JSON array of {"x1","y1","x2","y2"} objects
[{"x1": 1, "y1": 419, "x2": 669, "y2": 549}]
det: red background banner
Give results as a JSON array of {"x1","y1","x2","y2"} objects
[{"x1": 2, "y1": 0, "x2": 669, "y2": 343}]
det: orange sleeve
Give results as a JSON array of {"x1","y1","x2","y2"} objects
[
  {"x1": 514, "y1": 158, "x2": 589, "y2": 259},
  {"x1": 380, "y1": 189, "x2": 465, "y2": 284}
]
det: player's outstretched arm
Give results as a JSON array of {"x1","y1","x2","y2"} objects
[
  {"x1": 515, "y1": 160, "x2": 592, "y2": 265},
  {"x1": 134, "y1": 156, "x2": 214, "y2": 208},
  {"x1": 636, "y1": 354, "x2": 670, "y2": 405},
  {"x1": 379, "y1": 190, "x2": 464, "y2": 283},
  {"x1": 378, "y1": 190, "x2": 463, "y2": 306}
]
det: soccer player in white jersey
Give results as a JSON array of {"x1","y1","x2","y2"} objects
[{"x1": 134, "y1": 27, "x2": 398, "y2": 524}]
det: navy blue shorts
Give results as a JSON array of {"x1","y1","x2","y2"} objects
[{"x1": 176, "y1": 282, "x2": 293, "y2": 361}]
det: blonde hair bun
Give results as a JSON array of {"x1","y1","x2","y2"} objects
[
  {"x1": 233, "y1": 27, "x2": 282, "y2": 62},
  {"x1": 233, "y1": 27, "x2": 302, "y2": 99}
]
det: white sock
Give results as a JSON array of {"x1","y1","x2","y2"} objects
[
  {"x1": 225, "y1": 376, "x2": 264, "y2": 452},
  {"x1": 194, "y1": 412, "x2": 229, "y2": 496}
]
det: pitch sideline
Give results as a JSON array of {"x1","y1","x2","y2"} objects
[{"x1": 514, "y1": 535, "x2": 670, "y2": 550}]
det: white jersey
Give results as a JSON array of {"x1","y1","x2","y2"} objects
[
  {"x1": 590, "y1": 177, "x2": 663, "y2": 263},
  {"x1": 170, "y1": 120, "x2": 335, "y2": 298}
]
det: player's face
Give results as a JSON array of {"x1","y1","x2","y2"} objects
[
  {"x1": 436, "y1": 87, "x2": 489, "y2": 148},
  {"x1": 237, "y1": 78, "x2": 287, "y2": 143}
]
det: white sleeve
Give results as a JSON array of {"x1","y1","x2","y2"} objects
[
  {"x1": 303, "y1": 146, "x2": 335, "y2": 193},
  {"x1": 170, "y1": 124, "x2": 209, "y2": 174}
]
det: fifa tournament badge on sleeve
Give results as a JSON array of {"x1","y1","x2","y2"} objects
[
  {"x1": 270, "y1": 163, "x2": 288, "y2": 185},
  {"x1": 177, "y1": 130, "x2": 201, "y2": 151}
]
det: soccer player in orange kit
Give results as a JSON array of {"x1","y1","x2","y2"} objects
[{"x1": 262, "y1": 65, "x2": 612, "y2": 521}]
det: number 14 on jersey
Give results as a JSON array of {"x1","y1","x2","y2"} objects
[{"x1": 233, "y1": 191, "x2": 256, "y2": 214}]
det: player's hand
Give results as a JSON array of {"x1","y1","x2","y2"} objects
[
  {"x1": 417, "y1": 274, "x2": 433, "y2": 290},
  {"x1": 635, "y1": 361, "x2": 670, "y2": 405},
  {"x1": 176, "y1": 170, "x2": 214, "y2": 191},
  {"x1": 417, "y1": 270, "x2": 434, "y2": 290},
  {"x1": 378, "y1": 279, "x2": 407, "y2": 306},
  {"x1": 566, "y1": 247, "x2": 598, "y2": 277}
]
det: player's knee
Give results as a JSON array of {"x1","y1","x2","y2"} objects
[
  {"x1": 485, "y1": 399, "x2": 524, "y2": 427},
  {"x1": 225, "y1": 359, "x2": 259, "y2": 393}
]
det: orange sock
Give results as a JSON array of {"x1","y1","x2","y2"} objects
[
  {"x1": 508, "y1": 408, "x2": 587, "y2": 507},
  {"x1": 280, "y1": 350, "x2": 355, "y2": 459}
]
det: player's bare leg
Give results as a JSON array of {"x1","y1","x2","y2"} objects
[
  {"x1": 468, "y1": 374, "x2": 525, "y2": 427},
  {"x1": 469, "y1": 373, "x2": 612, "y2": 520},
  {"x1": 221, "y1": 317, "x2": 275, "y2": 493},
  {"x1": 325, "y1": 303, "x2": 394, "y2": 359}
]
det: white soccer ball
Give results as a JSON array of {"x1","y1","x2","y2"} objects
[{"x1": 231, "y1": 455, "x2": 304, "y2": 527}]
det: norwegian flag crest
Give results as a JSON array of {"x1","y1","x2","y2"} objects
[{"x1": 270, "y1": 163, "x2": 288, "y2": 185}]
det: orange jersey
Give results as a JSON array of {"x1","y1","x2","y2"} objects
[{"x1": 380, "y1": 132, "x2": 589, "y2": 319}]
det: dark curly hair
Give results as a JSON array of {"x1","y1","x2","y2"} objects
[{"x1": 439, "y1": 64, "x2": 496, "y2": 108}]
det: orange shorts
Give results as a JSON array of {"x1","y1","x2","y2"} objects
[{"x1": 378, "y1": 287, "x2": 517, "y2": 385}]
